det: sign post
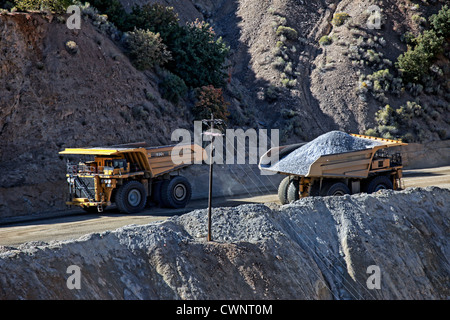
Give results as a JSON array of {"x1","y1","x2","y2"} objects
[{"x1": 202, "y1": 114, "x2": 224, "y2": 241}]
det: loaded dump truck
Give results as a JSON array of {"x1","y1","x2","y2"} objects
[
  {"x1": 59, "y1": 142, "x2": 205, "y2": 213},
  {"x1": 259, "y1": 131, "x2": 407, "y2": 204}
]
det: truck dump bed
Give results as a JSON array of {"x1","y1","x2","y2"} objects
[
  {"x1": 59, "y1": 142, "x2": 205, "y2": 178},
  {"x1": 259, "y1": 132, "x2": 407, "y2": 179}
]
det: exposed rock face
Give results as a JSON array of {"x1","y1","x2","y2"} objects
[
  {"x1": 0, "y1": 187, "x2": 448, "y2": 300},
  {"x1": 0, "y1": 12, "x2": 191, "y2": 217}
]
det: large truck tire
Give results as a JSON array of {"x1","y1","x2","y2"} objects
[
  {"x1": 286, "y1": 179, "x2": 300, "y2": 203},
  {"x1": 115, "y1": 181, "x2": 147, "y2": 214},
  {"x1": 320, "y1": 182, "x2": 350, "y2": 196},
  {"x1": 278, "y1": 176, "x2": 291, "y2": 205},
  {"x1": 366, "y1": 175, "x2": 393, "y2": 193},
  {"x1": 160, "y1": 176, "x2": 192, "y2": 209}
]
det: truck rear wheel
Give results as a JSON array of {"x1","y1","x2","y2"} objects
[
  {"x1": 278, "y1": 176, "x2": 291, "y2": 205},
  {"x1": 160, "y1": 176, "x2": 192, "y2": 209},
  {"x1": 366, "y1": 175, "x2": 393, "y2": 193},
  {"x1": 286, "y1": 179, "x2": 300, "y2": 203},
  {"x1": 115, "y1": 181, "x2": 147, "y2": 214},
  {"x1": 320, "y1": 182, "x2": 350, "y2": 196}
]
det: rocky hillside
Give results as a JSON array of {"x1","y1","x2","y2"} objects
[
  {"x1": 207, "y1": 0, "x2": 449, "y2": 141},
  {"x1": 0, "y1": 0, "x2": 449, "y2": 217},
  {"x1": 0, "y1": 187, "x2": 448, "y2": 299},
  {"x1": 0, "y1": 9, "x2": 192, "y2": 216}
]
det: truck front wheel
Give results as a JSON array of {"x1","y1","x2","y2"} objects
[{"x1": 115, "y1": 181, "x2": 147, "y2": 214}]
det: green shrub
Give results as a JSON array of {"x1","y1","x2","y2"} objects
[
  {"x1": 15, "y1": 0, "x2": 73, "y2": 13},
  {"x1": 395, "y1": 6, "x2": 449, "y2": 84},
  {"x1": 125, "y1": 28, "x2": 171, "y2": 70},
  {"x1": 87, "y1": 0, "x2": 128, "y2": 30},
  {"x1": 88, "y1": 2, "x2": 229, "y2": 88},
  {"x1": 396, "y1": 30, "x2": 444, "y2": 83},
  {"x1": 375, "y1": 104, "x2": 395, "y2": 126},
  {"x1": 364, "y1": 128, "x2": 378, "y2": 137},
  {"x1": 276, "y1": 26, "x2": 298, "y2": 40},
  {"x1": 411, "y1": 14, "x2": 426, "y2": 26},
  {"x1": 272, "y1": 56, "x2": 286, "y2": 69},
  {"x1": 367, "y1": 101, "x2": 431, "y2": 142},
  {"x1": 158, "y1": 70, "x2": 187, "y2": 104},
  {"x1": 358, "y1": 69, "x2": 398, "y2": 101},
  {"x1": 132, "y1": 104, "x2": 150, "y2": 120},
  {"x1": 331, "y1": 12, "x2": 350, "y2": 26},
  {"x1": 65, "y1": 40, "x2": 78, "y2": 54},
  {"x1": 126, "y1": 3, "x2": 179, "y2": 38},
  {"x1": 429, "y1": 5, "x2": 450, "y2": 38},
  {"x1": 167, "y1": 20, "x2": 229, "y2": 88},
  {"x1": 281, "y1": 78, "x2": 297, "y2": 88},
  {"x1": 264, "y1": 85, "x2": 279, "y2": 102},
  {"x1": 126, "y1": 6, "x2": 229, "y2": 87},
  {"x1": 319, "y1": 35, "x2": 332, "y2": 46},
  {"x1": 0, "y1": 1, "x2": 15, "y2": 10}
]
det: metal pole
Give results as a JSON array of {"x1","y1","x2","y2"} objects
[{"x1": 207, "y1": 114, "x2": 214, "y2": 242}]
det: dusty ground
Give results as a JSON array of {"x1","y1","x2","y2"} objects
[{"x1": 1, "y1": 165, "x2": 449, "y2": 247}]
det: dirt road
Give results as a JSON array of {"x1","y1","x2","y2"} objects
[{"x1": 1, "y1": 166, "x2": 449, "y2": 247}]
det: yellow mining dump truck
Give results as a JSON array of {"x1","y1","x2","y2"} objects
[
  {"x1": 259, "y1": 132, "x2": 407, "y2": 204},
  {"x1": 59, "y1": 142, "x2": 205, "y2": 213}
]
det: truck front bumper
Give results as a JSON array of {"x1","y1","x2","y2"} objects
[{"x1": 66, "y1": 198, "x2": 111, "y2": 208}]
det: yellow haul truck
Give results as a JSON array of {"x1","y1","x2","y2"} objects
[
  {"x1": 259, "y1": 133, "x2": 407, "y2": 204},
  {"x1": 59, "y1": 142, "x2": 205, "y2": 213}
]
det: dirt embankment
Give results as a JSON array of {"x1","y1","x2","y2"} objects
[
  {"x1": 0, "y1": 12, "x2": 192, "y2": 217},
  {"x1": 0, "y1": 187, "x2": 448, "y2": 299}
]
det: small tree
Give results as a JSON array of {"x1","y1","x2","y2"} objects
[
  {"x1": 193, "y1": 85, "x2": 229, "y2": 121},
  {"x1": 276, "y1": 26, "x2": 298, "y2": 40},
  {"x1": 396, "y1": 30, "x2": 443, "y2": 82},
  {"x1": 87, "y1": 0, "x2": 128, "y2": 30},
  {"x1": 126, "y1": 3, "x2": 179, "y2": 37},
  {"x1": 15, "y1": 0, "x2": 73, "y2": 13},
  {"x1": 429, "y1": 5, "x2": 450, "y2": 38},
  {"x1": 167, "y1": 20, "x2": 229, "y2": 88},
  {"x1": 331, "y1": 12, "x2": 350, "y2": 26},
  {"x1": 158, "y1": 70, "x2": 187, "y2": 104},
  {"x1": 125, "y1": 28, "x2": 171, "y2": 70}
]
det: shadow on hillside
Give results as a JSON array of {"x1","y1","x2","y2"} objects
[{"x1": 210, "y1": 0, "x2": 337, "y2": 143}]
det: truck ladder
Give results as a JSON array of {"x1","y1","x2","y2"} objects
[{"x1": 73, "y1": 176, "x2": 95, "y2": 200}]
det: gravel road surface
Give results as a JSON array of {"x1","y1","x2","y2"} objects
[{"x1": 0, "y1": 166, "x2": 449, "y2": 247}]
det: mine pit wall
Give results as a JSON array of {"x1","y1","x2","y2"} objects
[
  {"x1": 185, "y1": 163, "x2": 283, "y2": 200},
  {"x1": 397, "y1": 140, "x2": 450, "y2": 170},
  {"x1": 0, "y1": 187, "x2": 448, "y2": 299}
]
